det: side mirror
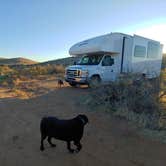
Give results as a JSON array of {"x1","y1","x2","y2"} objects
[{"x1": 73, "y1": 61, "x2": 77, "y2": 65}]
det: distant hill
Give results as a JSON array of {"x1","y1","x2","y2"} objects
[
  {"x1": 0, "y1": 56, "x2": 80, "y2": 67},
  {"x1": 0, "y1": 57, "x2": 38, "y2": 66},
  {"x1": 0, "y1": 58, "x2": 7, "y2": 61},
  {"x1": 40, "y1": 56, "x2": 82, "y2": 66}
]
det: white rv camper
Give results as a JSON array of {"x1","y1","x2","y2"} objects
[{"x1": 65, "y1": 32, "x2": 163, "y2": 87}]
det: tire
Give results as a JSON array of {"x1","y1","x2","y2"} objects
[
  {"x1": 88, "y1": 76, "x2": 101, "y2": 88},
  {"x1": 69, "y1": 82, "x2": 77, "y2": 87}
]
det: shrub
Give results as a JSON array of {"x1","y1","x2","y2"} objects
[
  {"x1": 15, "y1": 64, "x2": 65, "y2": 77},
  {"x1": 86, "y1": 74, "x2": 161, "y2": 129},
  {"x1": 0, "y1": 65, "x2": 15, "y2": 75}
]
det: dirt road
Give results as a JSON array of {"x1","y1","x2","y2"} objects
[{"x1": 0, "y1": 86, "x2": 166, "y2": 166}]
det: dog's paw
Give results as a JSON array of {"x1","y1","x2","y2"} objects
[
  {"x1": 40, "y1": 146, "x2": 44, "y2": 151},
  {"x1": 69, "y1": 149, "x2": 75, "y2": 153},
  {"x1": 51, "y1": 144, "x2": 56, "y2": 148},
  {"x1": 74, "y1": 149, "x2": 80, "y2": 153}
]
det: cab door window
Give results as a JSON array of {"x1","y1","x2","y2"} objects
[{"x1": 102, "y1": 55, "x2": 114, "y2": 66}]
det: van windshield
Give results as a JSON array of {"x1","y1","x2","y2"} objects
[{"x1": 78, "y1": 54, "x2": 104, "y2": 65}]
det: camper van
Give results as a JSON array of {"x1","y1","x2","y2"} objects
[{"x1": 65, "y1": 32, "x2": 163, "y2": 87}]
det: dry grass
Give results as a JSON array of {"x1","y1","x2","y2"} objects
[
  {"x1": 11, "y1": 88, "x2": 31, "y2": 99},
  {"x1": 85, "y1": 74, "x2": 163, "y2": 129},
  {"x1": 15, "y1": 64, "x2": 65, "y2": 76},
  {"x1": 0, "y1": 64, "x2": 65, "y2": 99}
]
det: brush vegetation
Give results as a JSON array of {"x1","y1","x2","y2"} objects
[
  {"x1": 84, "y1": 73, "x2": 166, "y2": 130},
  {"x1": 0, "y1": 64, "x2": 65, "y2": 98}
]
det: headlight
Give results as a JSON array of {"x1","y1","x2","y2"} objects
[{"x1": 80, "y1": 70, "x2": 89, "y2": 77}]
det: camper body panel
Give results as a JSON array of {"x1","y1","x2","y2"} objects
[
  {"x1": 69, "y1": 33, "x2": 124, "y2": 55},
  {"x1": 131, "y1": 35, "x2": 162, "y2": 77}
]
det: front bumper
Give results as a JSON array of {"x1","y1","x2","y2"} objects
[{"x1": 65, "y1": 76, "x2": 89, "y2": 85}]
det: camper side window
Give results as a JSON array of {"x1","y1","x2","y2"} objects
[
  {"x1": 134, "y1": 45, "x2": 146, "y2": 57},
  {"x1": 147, "y1": 42, "x2": 159, "y2": 58},
  {"x1": 102, "y1": 55, "x2": 114, "y2": 66}
]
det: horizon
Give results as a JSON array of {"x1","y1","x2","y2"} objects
[{"x1": 0, "y1": 0, "x2": 166, "y2": 62}]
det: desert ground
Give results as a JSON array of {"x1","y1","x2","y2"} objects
[{"x1": 0, "y1": 77, "x2": 166, "y2": 166}]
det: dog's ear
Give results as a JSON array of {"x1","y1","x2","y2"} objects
[{"x1": 77, "y1": 114, "x2": 89, "y2": 125}]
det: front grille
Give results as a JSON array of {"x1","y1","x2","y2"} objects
[{"x1": 66, "y1": 69, "x2": 79, "y2": 77}]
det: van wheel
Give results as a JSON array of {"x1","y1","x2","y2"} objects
[
  {"x1": 69, "y1": 82, "x2": 77, "y2": 87},
  {"x1": 88, "y1": 76, "x2": 101, "y2": 88}
]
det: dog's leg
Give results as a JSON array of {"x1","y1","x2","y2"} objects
[
  {"x1": 47, "y1": 136, "x2": 56, "y2": 147},
  {"x1": 40, "y1": 134, "x2": 47, "y2": 151},
  {"x1": 74, "y1": 141, "x2": 82, "y2": 152},
  {"x1": 67, "y1": 141, "x2": 74, "y2": 153}
]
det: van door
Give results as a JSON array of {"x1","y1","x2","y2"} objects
[{"x1": 101, "y1": 55, "x2": 116, "y2": 82}]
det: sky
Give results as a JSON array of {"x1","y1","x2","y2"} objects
[{"x1": 0, "y1": 0, "x2": 166, "y2": 62}]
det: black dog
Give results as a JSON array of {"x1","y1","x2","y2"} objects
[
  {"x1": 57, "y1": 79, "x2": 64, "y2": 87},
  {"x1": 40, "y1": 114, "x2": 89, "y2": 153}
]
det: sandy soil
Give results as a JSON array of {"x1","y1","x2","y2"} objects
[{"x1": 0, "y1": 78, "x2": 166, "y2": 166}]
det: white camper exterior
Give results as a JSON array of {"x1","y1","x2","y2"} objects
[{"x1": 65, "y1": 32, "x2": 163, "y2": 86}]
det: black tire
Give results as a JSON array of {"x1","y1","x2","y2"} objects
[
  {"x1": 69, "y1": 82, "x2": 77, "y2": 87},
  {"x1": 88, "y1": 76, "x2": 101, "y2": 88}
]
